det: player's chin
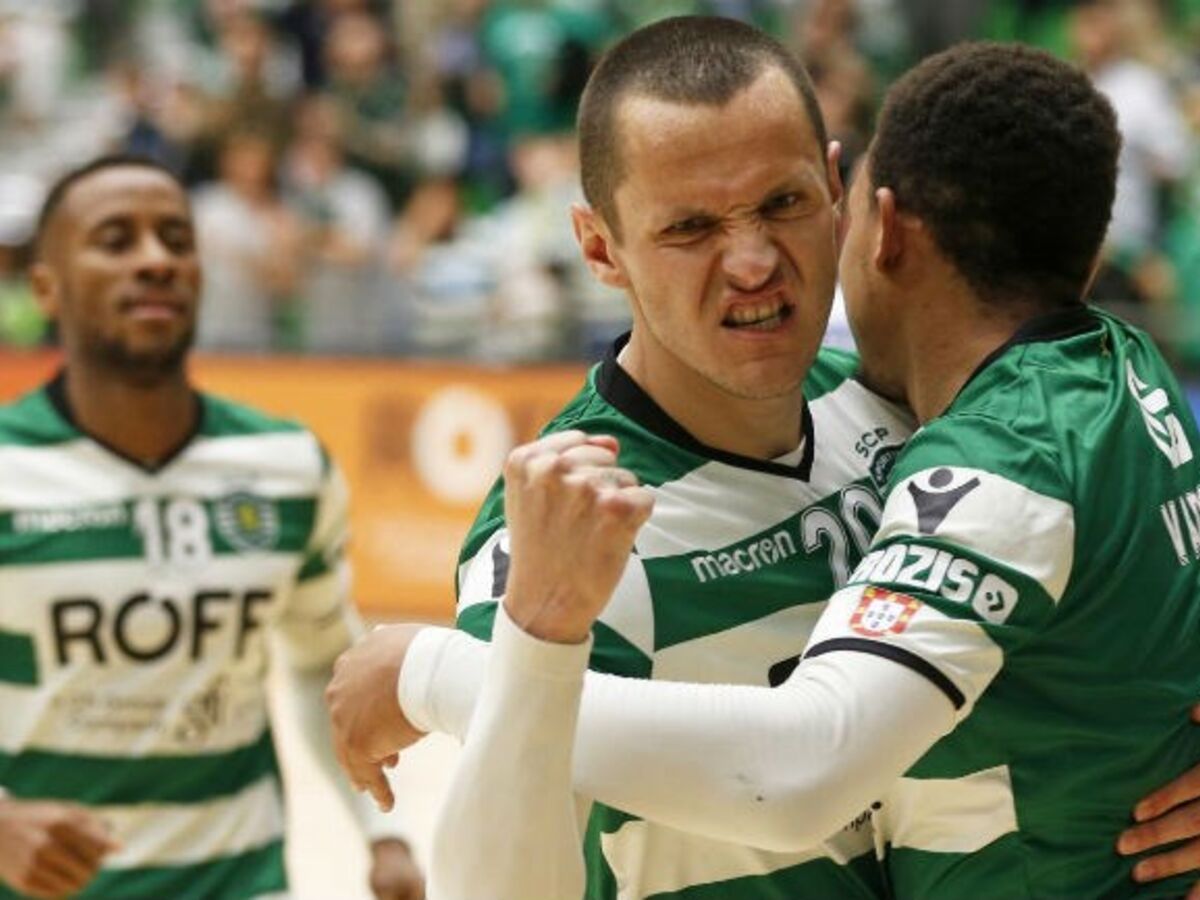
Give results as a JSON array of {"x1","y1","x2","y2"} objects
[
  {"x1": 112, "y1": 331, "x2": 194, "y2": 381},
  {"x1": 720, "y1": 363, "x2": 806, "y2": 401}
]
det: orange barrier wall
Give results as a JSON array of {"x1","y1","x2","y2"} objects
[{"x1": 0, "y1": 352, "x2": 587, "y2": 620}]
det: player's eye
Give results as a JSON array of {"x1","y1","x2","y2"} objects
[
  {"x1": 760, "y1": 193, "x2": 804, "y2": 218},
  {"x1": 94, "y1": 223, "x2": 133, "y2": 252},
  {"x1": 662, "y1": 216, "x2": 716, "y2": 239},
  {"x1": 159, "y1": 222, "x2": 195, "y2": 254}
]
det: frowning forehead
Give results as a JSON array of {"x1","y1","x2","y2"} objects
[{"x1": 613, "y1": 73, "x2": 829, "y2": 227}]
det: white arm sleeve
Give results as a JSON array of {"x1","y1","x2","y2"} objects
[
  {"x1": 400, "y1": 620, "x2": 957, "y2": 855},
  {"x1": 427, "y1": 606, "x2": 593, "y2": 900}
]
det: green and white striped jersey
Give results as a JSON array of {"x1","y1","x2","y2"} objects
[
  {"x1": 0, "y1": 375, "x2": 357, "y2": 900},
  {"x1": 456, "y1": 340, "x2": 915, "y2": 900},
  {"x1": 806, "y1": 307, "x2": 1200, "y2": 898}
]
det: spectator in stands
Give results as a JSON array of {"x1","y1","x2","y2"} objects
[
  {"x1": 174, "y1": 9, "x2": 297, "y2": 183},
  {"x1": 192, "y1": 130, "x2": 304, "y2": 351},
  {"x1": 1071, "y1": 0, "x2": 1194, "y2": 313},
  {"x1": 426, "y1": 0, "x2": 515, "y2": 208},
  {"x1": 477, "y1": 0, "x2": 612, "y2": 138},
  {"x1": 283, "y1": 94, "x2": 391, "y2": 352},
  {"x1": 324, "y1": 11, "x2": 413, "y2": 208},
  {"x1": 385, "y1": 177, "x2": 493, "y2": 356}
]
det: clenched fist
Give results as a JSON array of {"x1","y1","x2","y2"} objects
[{"x1": 502, "y1": 430, "x2": 654, "y2": 644}]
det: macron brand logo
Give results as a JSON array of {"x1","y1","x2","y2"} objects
[
  {"x1": 1128, "y1": 361, "x2": 1194, "y2": 469},
  {"x1": 691, "y1": 529, "x2": 797, "y2": 583},
  {"x1": 907, "y1": 468, "x2": 981, "y2": 534}
]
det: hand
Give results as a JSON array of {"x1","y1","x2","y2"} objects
[
  {"x1": 368, "y1": 838, "x2": 424, "y2": 900},
  {"x1": 0, "y1": 798, "x2": 118, "y2": 899},
  {"x1": 502, "y1": 430, "x2": 654, "y2": 643},
  {"x1": 1117, "y1": 702, "x2": 1200, "y2": 899},
  {"x1": 326, "y1": 624, "x2": 428, "y2": 812}
]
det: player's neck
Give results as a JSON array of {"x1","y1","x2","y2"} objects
[
  {"x1": 619, "y1": 338, "x2": 804, "y2": 460},
  {"x1": 902, "y1": 293, "x2": 1034, "y2": 423},
  {"x1": 64, "y1": 361, "x2": 198, "y2": 466}
]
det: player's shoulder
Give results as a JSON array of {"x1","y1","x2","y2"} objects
[
  {"x1": 199, "y1": 392, "x2": 310, "y2": 439},
  {"x1": 543, "y1": 362, "x2": 708, "y2": 487},
  {"x1": 899, "y1": 308, "x2": 1158, "y2": 497},
  {"x1": 198, "y1": 392, "x2": 332, "y2": 477},
  {"x1": 542, "y1": 362, "x2": 634, "y2": 435},
  {"x1": 0, "y1": 386, "x2": 76, "y2": 449},
  {"x1": 803, "y1": 346, "x2": 861, "y2": 400}
]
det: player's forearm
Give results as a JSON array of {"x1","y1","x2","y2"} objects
[
  {"x1": 428, "y1": 606, "x2": 591, "y2": 900},
  {"x1": 401, "y1": 626, "x2": 954, "y2": 852},
  {"x1": 569, "y1": 650, "x2": 953, "y2": 850}
]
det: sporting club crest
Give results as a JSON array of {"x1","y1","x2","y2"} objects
[{"x1": 215, "y1": 492, "x2": 281, "y2": 552}]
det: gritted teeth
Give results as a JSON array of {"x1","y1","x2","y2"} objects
[{"x1": 723, "y1": 300, "x2": 790, "y2": 328}]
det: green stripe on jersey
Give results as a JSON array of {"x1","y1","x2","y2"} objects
[
  {"x1": 804, "y1": 346, "x2": 861, "y2": 402},
  {"x1": 543, "y1": 367, "x2": 709, "y2": 489},
  {"x1": 648, "y1": 493, "x2": 849, "y2": 651},
  {"x1": 0, "y1": 840, "x2": 287, "y2": 900},
  {"x1": 0, "y1": 728, "x2": 279, "y2": 804},
  {"x1": 653, "y1": 856, "x2": 886, "y2": 900},
  {"x1": 0, "y1": 497, "x2": 316, "y2": 566},
  {"x1": 0, "y1": 628, "x2": 37, "y2": 684},
  {"x1": 0, "y1": 389, "x2": 77, "y2": 448},
  {"x1": 199, "y1": 394, "x2": 305, "y2": 439}
]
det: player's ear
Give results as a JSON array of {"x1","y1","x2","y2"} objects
[
  {"x1": 874, "y1": 187, "x2": 903, "y2": 272},
  {"x1": 571, "y1": 204, "x2": 628, "y2": 290},
  {"x1": 826, "y1": 141, "x2": 844, "y2": 210},
  {"x1": 28, "y1": 261, "x2": 61, "y2": 321}
]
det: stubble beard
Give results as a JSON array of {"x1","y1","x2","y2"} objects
[{"x1": 81, "y1": 325, "x2": 195, "y2": 388}]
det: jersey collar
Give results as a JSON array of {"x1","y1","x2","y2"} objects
[
  {"x1": 45, "y1": 370, "x2": 205, "y2": 474},
  {"x1": 595, "y1": 333, "x2": 816, "y2": 480},
  {"x1": 959, "y1": 304, "x2": 1102, "y2": 396}
]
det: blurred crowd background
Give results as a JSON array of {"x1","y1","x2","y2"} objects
[{"x1": 0, "y1": 0, "x2": 1198, "y2": 367}]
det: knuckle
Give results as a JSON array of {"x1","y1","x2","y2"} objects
[{"x1": 503, "y1": 447, "x2": 526, "y2": 477}]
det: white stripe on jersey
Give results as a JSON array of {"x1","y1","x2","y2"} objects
[
  {"x1": 878, "y1": 765, "x2": 1018, "y2": 854},
  {"x1": 634, "y1": 378, "x2": 911, "y2": 562},
  {"x1": 0, "y1": 431, "x2": 324, "y2": 508},
  {"x1": 875, "y1": 467, "x2": 1075, "y2": 602},
  {"x1": 101, "y1": 776, "x2": 285, "y2": 869},
  {"x1": 600, "y1": 816, "x2": 874, "y2": 900}
]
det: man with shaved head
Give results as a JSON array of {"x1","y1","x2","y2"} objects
[
  {"x1": 0, "y1": 157, "x2": 422, "y2": 900},
  {"x1": 327, "y1": 19, "x2": 1200, "y2": 900}
]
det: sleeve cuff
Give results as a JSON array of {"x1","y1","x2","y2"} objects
[
  {"x1": 492, "y1": 601, "x2": 593, "y2": 683},
  {"x1": 395, "y1": 606, "x2": 592, "y2": 739},
  {"x1": 397, "y1": 625, "x2": 453, "y2": 735}
]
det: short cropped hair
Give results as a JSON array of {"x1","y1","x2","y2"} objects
[
  {"x1": 35, "y1": 155, "x2": 185, "y2": 259},
  {"x1": 578, "y1": 16, "x2": 829, "y2": 236},
  {"x1": 870, "y1": 42, "x2": 1120, "y2": 308}
]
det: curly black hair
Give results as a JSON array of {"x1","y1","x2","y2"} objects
[{"x1": 871, "y1": 42, "x2": 1120, "y2": 308}]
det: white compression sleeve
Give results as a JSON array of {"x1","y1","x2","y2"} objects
[
  {"x1": 399, "y1": 624, "x2": 956, "y2": 855},
  {"x1": 426, "y1": 606, "x2": 592, "y2": 900}
]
